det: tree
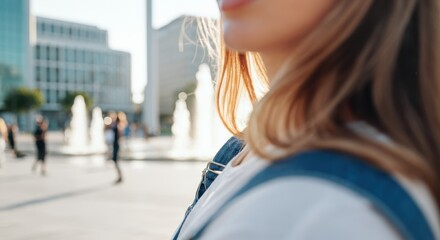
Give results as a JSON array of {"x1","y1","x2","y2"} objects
[
  {"x1": 59, "y1": 91, "x2": 93, "y2": 112},
  {"x1": 3, "y1": 87, "x2": 44, "y2": 113}
]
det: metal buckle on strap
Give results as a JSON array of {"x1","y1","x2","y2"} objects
[{"x1": 202, "y1": 160, "x2": 227, "y2": 176}]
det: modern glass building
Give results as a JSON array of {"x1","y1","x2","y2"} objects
[
  {"x1": 35, "y1": 17, "x2": 132, "y2": 130},
  {"x1": 0, "y1": 0, "x2": 33, "y2": 109}
]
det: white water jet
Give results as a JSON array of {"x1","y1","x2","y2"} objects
[
  {"x1": 61, "y1": 96, "x2": 107, "y2": 155},
  {"x1": 193, "y1": 64, "x2": 215, "y2": 159},
  {"x1": 68, "y1": 95, "x2": 89, "y2": 150},
  {"x1": 90, "y1": 107, "x2": 107, "y2": 153},
  {"x1": 169, "y1": 92, "x2": 192, "y2": 159},
  {"x1": 169, "y1": 64, "x2": 231, "y2": 160},
  {"x1": 192, "y1": 64, "x2": 230, "y2": 160}
]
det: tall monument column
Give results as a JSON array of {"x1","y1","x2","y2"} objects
[{"x1": 142, "y1": 0, "x2": 160, "y2": 135}]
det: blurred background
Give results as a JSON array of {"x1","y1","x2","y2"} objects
[{"x1": 0, "y1": 0, "x2": 232, "y2": 239}]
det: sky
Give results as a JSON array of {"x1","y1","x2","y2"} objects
[{"x1": 32, "y1": 0, "x2": 220, "y2": 103}]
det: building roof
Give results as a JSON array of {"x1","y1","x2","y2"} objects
[
  {"x1": 36, "y1": 16, "x2": 105, "y2": 32},
  {"x1": 157, "y1": 15, "x2": 215, "y2": 32}
]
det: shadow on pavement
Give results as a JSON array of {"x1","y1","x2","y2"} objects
[
  {"x1": 0, "y1": 174, "x2": 35, "y2": 185},
  {"x1": 0, "y1": 183, "x2": 114, "y2": 212}
]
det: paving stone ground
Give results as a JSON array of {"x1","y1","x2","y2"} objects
[{"x1": 0, "y1": 134, "x2": 206, "y2": 240}]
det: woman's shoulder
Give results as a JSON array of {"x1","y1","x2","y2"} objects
[
  {"x1": 204, "y1": 176, "x2": 402, "y2": 239},
  {"x1": 193, "y1": 149, "x2": 438, "y2": 239}
]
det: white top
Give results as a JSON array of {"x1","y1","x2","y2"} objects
[{"x1": 177, "y1": 123, "x2": 440, "y2": 240}]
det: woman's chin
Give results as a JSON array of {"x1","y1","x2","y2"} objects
[{"x1": 223, "y1": 35, "x2": 257, "y2": 53}]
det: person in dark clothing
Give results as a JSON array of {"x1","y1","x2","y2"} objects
[
  {"x1": 112, "y1": 119, "x2": 120, "y2": 163},
  {"x1": 7, "y1": 124, "x2": 25, "y2": 158},
  {"x1": 32, "y1": 116, "x2": 47, "y2": 176},
  {"x1": 7, "y1": 125, "x2": 15, "y2": 152},
  {"x1": 112, "y1": 112, "x2": 127, "y2": 184}
]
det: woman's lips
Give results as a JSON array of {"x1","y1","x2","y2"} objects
[{"x1": 219, "y1": 0, "x2": 253, "y2": 11}]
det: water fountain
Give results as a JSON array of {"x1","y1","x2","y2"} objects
[
  {"x1": 90, "y1": 107, "x2": 107, "y2": 153},
  {"x1": 67, "y1": 95, "x2": 89, "y2": 151},
  {"x1": 193, "y1": 64, "x2": 215, "y2": 159},
  {"x1": 169, "y1": 92, "x2": 192, "y2": 159},
  {"x1": 61, "y1": 95, "x2": 106, "y2": 155},
  {"x1": 170, "y1": 64, "x2": 230, "y2": 160}
]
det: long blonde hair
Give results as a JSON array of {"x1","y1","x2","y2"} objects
[{"x1": 202, "y1": 1, "x2": 440, "y2": 209}]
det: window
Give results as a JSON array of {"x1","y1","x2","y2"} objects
[
  {"x1": 63, "y1": 68, "x2": 68, "y2": 82},
  {"x1": 44, "y1": 89, "x2": 50, "y2": 103},
  {"x1": 90, "y1": 31, "x2": 96, "y2": 41},
  {"x1": 36, "y1": 45, "x2": 40, "y2": 59},
  {"x1": 56, "y1": 68, "x2": 60, "y2": 82},
  {"x1": 77, "y1": 50, "x2": 84, "y2": 63},
  {"x1": 67, "y1": 69, "x2": 74, "y2": 82},
  {"x1": 46, "y1": 67, "x2": 50, "y2": 82},
  {"x1": 37, "y1": 23, "x2": 43, "y2": 33},
  {"x1": 64, "y1": 48, "x2": 68, "y2": 62},
  {"x1": 72, "y1": 28, "x2": 78, "y2": 38},
  {"x1": 50, "y1": 90, "x2": 56, "y2": 104},
  {"x1": 83, "y1": 71, "x2": 87, "y2": 84},
  {"x1": 80, "y1": 29, "x2": 85, "y2": 38},
  {"x1": 55, "y1": 47, "x2": 60, "y2": 61},
  {"x1": 85, "y1": 51, "x2": 92, "y2": 64},
  {"x1": 46, "y1": 46, "x2": 50, "y2": 61},
  {"x1": 50, "y1": 46, "x2": 56, "y2": 61},
  {"x1": 36, "y1": 66, "x2": 41, "y2": 82},
  {"x1": 76, "y1": 69, "x2": 81, "y2": 83},
  {"x1": 88, "y1": 70, "x2": 94, "y2": 83},
  {"x1": 59, "y1": 91, "x2": 66, "y2": 101},
  {"x1": 50, "y1": 68, "x2": 56, "y2": 82},
  {"x1": 40, "y1": 65, "x2": 46, "y2": 83},
  {"x1": 68, "y1": 48, "x2": 74, "y2": 62},
  {"x1": 73, "y1": 49, "x2": 77, "y2": 63},
  {"x1": 102, "y1": 53, "x2": 108, "y2": 65},
  {"x1": 93, "y1": 52, "x2": 100, "y2": 65},
  {"x1": 39, "y1": 45, "x2": 46, "y2": 61},
  {"x1": 54, "y1": 25, "x2": 60, "y2": 34}
]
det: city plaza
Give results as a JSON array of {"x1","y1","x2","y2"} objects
[
  {"x1": 1, "y1": 0, "x2": 219, "y2": 239},
  {"x1": 0, "y1": 133, "x2": 205, "y2": 239}
]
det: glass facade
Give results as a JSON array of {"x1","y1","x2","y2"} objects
[
  {"x1": 36, "y1": 19, "x2": 108, "y2": 45},
  {"x1": 0, "y1": 0, "x2": 31, "y2": 109},
  {"x1": 35, "y1": 17, "x2": 131, "y2": 130},
  {"x1": 35, "y1": 43, "x2": 130, "y2": 106}
]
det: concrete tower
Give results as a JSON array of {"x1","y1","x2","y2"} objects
[{"x1": 142, "y1": 0, "x2": 160, "y2": 135}]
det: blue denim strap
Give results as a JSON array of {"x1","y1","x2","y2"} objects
[
  {"x1": 172, "y1": 137, "x2": 244, "y2": 240},
  {"x1": 197, "y1": 137, "x2": 244, "y2": 200},
  {"x1": 191, "y1": 150, "x2": 434, "y2": 240}
]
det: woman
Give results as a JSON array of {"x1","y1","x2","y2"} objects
[
  {"x1": 32, "y1": 116, "x2": 47, "y2": 176},
  {"x1": 174, "y1": 0, "x2": 440, "y2": 239},
  {"x1": 111, "y1": 112, "x2": 127, "y2": 184}
]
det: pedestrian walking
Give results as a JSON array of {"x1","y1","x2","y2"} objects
[
  {"x1": 32, "y1": 116, "x2": 47, "y2": 176},
  {"x1": 7, "y1": 124, "x2": 24, "y2": 158},
  {"x1": 173, "y1": 1, "x2": 440, "y2": 239},
  {"x1": 112, "y1": 112, "x2": 127, "y2": 184},
  {"x1": 104, "y1": 113, "x2": 115, "y2": 161}
]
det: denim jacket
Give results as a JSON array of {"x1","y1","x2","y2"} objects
[
  {"x1": 174, "y1": 139, "x2": 434, "y2": 240},
  {"x1": 195, "y1": 137, "x2": 244, "y2": 202},
  {"x1": 172, "y1": 137, "x2": 244, "y2": 239}
]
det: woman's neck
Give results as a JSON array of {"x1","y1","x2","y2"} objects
[{"x1": 259, "y1": 46, "x2": 294, "y2": 82}]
